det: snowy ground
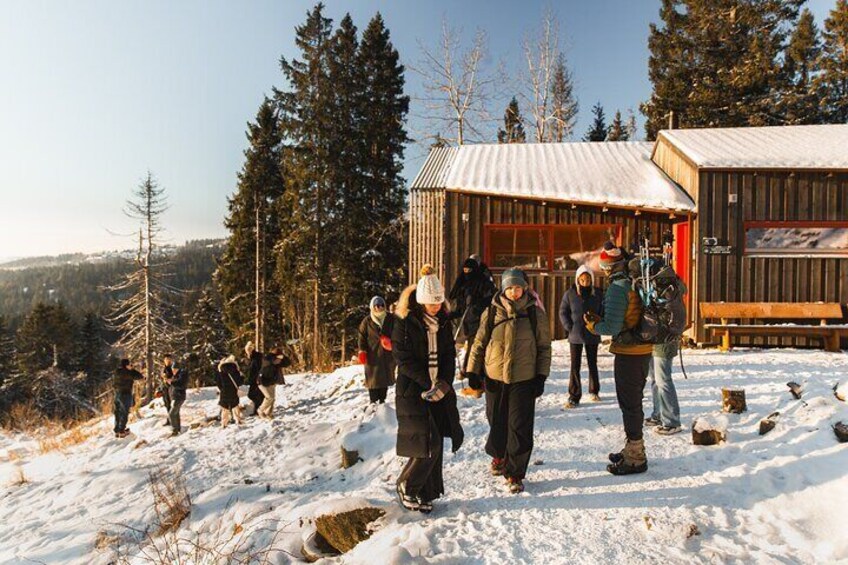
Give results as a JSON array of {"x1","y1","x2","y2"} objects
[{"x1": 1, "y1": 343, "x2": 847, "y2": 564}]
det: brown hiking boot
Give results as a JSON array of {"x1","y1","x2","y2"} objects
[
  {"x1": 607, "y1": 438, "x2": 647, "y2": 475},
  {"x1": 506, "y1": 476, "x2": 525, "y2": 494},
  {"x1": 490, "y1": 457, "x2": 506, "y2": 476}
]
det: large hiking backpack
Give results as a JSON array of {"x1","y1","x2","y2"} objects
[
  {"x1": 629, "y1": 259, "x2": 687, "y2": 344},
  {"x1": 481, "y1": 301, "x2": 537, "y2": 349}
]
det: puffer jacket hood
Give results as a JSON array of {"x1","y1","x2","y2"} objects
[{"x1": 575, "y1": 265, "x2": 595, "y2": 289}]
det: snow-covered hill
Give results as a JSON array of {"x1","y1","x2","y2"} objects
[{"x1": 2, "y1": 343, "x2": 847, "y2": 564}]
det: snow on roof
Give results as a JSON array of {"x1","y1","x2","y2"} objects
[
  {"x1": 411, "y1": 142, "x2": 696, "y2": 213},
  {"x1": 658, "y1": 124, "x2": 848, "y2": 169}
]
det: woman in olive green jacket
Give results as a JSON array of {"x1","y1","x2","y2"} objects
[{"x1": 466, "y1": 268, "x2": 552, "y2": 493}]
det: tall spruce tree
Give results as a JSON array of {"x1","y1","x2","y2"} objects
[
  {"x1": 607, "y1": 110, "x2": 629, "y2": 141},
  {"x1": 584, "y1": 102, "x2": 608, "y2": 141},
  {"x1": 217, "y1": 99, "x2": 284, "y2": 351},
  {"x1": 818, "y1": 0, "x2": 848, "y2": 123},
  {"x1": 642, "y1": 0, "x2": 804, "y2": 138},
  {"x1": 782, "y1": 9, "x2": 822, "y2": 124},
  {"x1": 75, "y1": 312, "x2": 108, "y2": 393},
  {"x1": 549, "y1": 53, "x2": 578, "y2": 141},
  {"x1": 275, "y1": 3, "x2": 337, "y2": 367},
  {"x1": 497, "y1": 97, "x2": 527, "y2": 143},
  {"x1": 15, "y1": 302, "x2": 77, "y2": 375},
  {"x1": 0, "y1": 315, "x2": 15, "y2": 386},
  {"x1": 184, "y1": 287, "x2": 228, "y2": 386}
]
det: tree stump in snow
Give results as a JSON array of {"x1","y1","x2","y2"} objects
[
  {"x1": 721, "y1": 388, "x2": 747, "y2": 413},
  {"x1": 759, "y1": 412, "x2": 780, "y2": 436},
  {"x1": 340, "y1": 446, "x2": 360, "y2": 469},
  {"x1": 786, "y1": 382, "x2": 803, "y2": 400},
  {"x1": 315, "y1": 507, "x2": 385, "y2": 554},
  {"x1": 834, "y1": 422, "x2": 848, "y2": 443},
  {"x1": 692, "y1": 417, "x2": 726, "y2": 446}
]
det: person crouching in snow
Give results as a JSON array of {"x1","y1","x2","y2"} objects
[
  {"x1": 113, "y1": 358, "x2": 143, "y2": 438},
  {"x1": 215, "y1": 355, "x2": 244, "y2": 427},
  {"x1": 392, "y1": 265, "x2": 464, "y2": 513},
  {"x1": 559, "y1": 264, "x2": 604, "y2": 408},
  {"x1": 584, "y1": 242, "x2": 654, "y2": 475},
  {"x1": 358, "y1": 296, "x2": 396, "y2": 404},
  {"x1": 466, "y1": 267, "x2": 552, "y2": 494}
]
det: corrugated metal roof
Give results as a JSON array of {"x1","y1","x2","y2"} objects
[
  {"x1": 409, "y1": 147, "x2": 459, "y2": 189},
  {"x1": 658, "y1": 124, "x2": 848, "y2": 169},
  {"x1": 411, "y1": 142, "x2": 696, "y2": 213}
]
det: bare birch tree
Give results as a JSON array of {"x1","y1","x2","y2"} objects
[
  {"x1": 107, "y1": 173, "x2": 182, "y2": 404},
  {"x1": 411, "y1": 20, "x2": 496, "y2": 145},
  {"x1": 521, "y1": 7, "x2": 560, "y2": 143}
]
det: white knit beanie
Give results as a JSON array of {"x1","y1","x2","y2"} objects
[{"x1": 415, "y1": 264, "x2": 445, "y2": 305}]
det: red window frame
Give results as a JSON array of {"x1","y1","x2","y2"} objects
[
  {"x1": 743, "y1": 220, "x2": 848, "y2": 257},
  {"x1": 483, "y1": 223, "x2": 622, "y2": 273}
]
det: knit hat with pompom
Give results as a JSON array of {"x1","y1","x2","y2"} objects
[{"x1": 416, "y1": 264, "x2": 445, "y2": 305}]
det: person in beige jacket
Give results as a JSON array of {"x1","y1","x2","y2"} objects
[{"x1": 466, "y1": 268, "x2": 552, "y2": 494}]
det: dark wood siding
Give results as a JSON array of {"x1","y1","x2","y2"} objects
[
  {"x1": 695, "y1": 170, "x2": 848, "y2": 347},
  {"x1": 442, "y1": 191, "x2": 677, "y2": 339}
]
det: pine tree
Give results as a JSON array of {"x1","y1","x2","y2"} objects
[
  {"x1": 642, "y1": 0, "x2": 804, "y2": 138},
  {"x1": 584, "y1": 102, "x2": 608, "y2": 141},
  {"x1": 0, "y1": 315, "x2": 15, "y2": 386},
  {"x1": 275, "y1": 3, "x2": 337, "y2": 367},
  {"x1": 106, "y1": 173, "x2": 181, "y2": 402},
  {"x1": 625, "y1": 110, "x2": 638, "y2": 140},
  {"x1": 549, "y1": 53, "x2": 578, "y2": 141},
  {"x1": 607, "y1": 110, "x2": 629, "y2": 141},
  {"x1": 818, "y1": 0, "x2": 848, "y2": 123},
  {"x1": 782, "y1": 9, "x2": 822, "y2": 124},
  {"x1": 75, "y1": 312, "x2": 108, "y2": 393},
  {"x1": 15, "y1": 302, "x2": 77, "y2": 375},
  {"x1": 497, "y1": 97, "x2": 527, "y2": 144},
  {"x1": 184, "y1": 288, "x2": 228, "y2": 387},
  {"x1": 217, "y1": 99, "x2": 284, "y2": 351}
]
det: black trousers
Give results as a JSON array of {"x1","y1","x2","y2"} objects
[
  {"x1": 113, "y1": 392, "x2": 132, "y2": 433},
  {"x1": 160, "y1": 385, "x2": 172, "y2": 412},
  {"x1": 247, "y1": 383, "x2": 264, "y2": 415},
  {"x1": 485, "y1": 378, "x2": 536, "y2": 480},
  {"x1": 368, "y1": 387, "x2": 388, "y2": 404},
  {"x1": 613, "y1": 353, "x2": 651, "y2": 441},
  {"x1": 398, "y1": 426, "x2": 444, "y2": 503},
  {"x1": 568, "y1": 343, "x2": 599, "y2": 403}
]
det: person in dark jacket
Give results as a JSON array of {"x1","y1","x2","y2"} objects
[
  {"x1": 113, "y1": 358, "x2": 143, "y2": 438},
  {"x1": 466, "y1": 268, "x2": 552, "y2": 494},
  {"x1": 448, "y1": 255, "x2": 496, "y2": 398},
  {"x1": 244, "y1": 341, "x2": 264, "y2": 416},
  {"x1": 358, "y1": 296, "x2": 396, "y2": 404},
  {"x1": 257, "y1": 349, "x2": 288, "y2": 419},
  {"x1": 164, "y1": 356, "x2": 187, "y2": 436},
  {"x1": 215, "y1": 355, "x2": 244, "y2": 427},
  {"x1": 585, "y1": 244, "x2": 654, "y2": 475},
  {"x1": 160, "y1": 354, "x2": 175, "y2": 426},
  {"x1": 392, "y1": 265, "x2": 464, "y2": 514},
  {"x1": 559, "y1": 264, "x2": 604, "y2": 408}
]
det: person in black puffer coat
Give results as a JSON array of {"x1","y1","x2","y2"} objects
[
  {"x1": 559, "y1": 264, "x2": 604, "y2": 408},
  {"x1": 244, "y1": 341, "x2": 264, "y2": 416},
  {"x1": 358, "y1": 296, "x2": 396, "y2": 404},
  {"x1": 164, "y1": 358, "x2": 188, "y2": 436},
  {"x1": 215, "y1": 355, "x2": 244, "y2": 427},
  {"x1": 392, "y1": 265, "x2": 464, "y2": 514},
  {"x1": 112, "y1": 358, "x2": 143, "y2": 437}
]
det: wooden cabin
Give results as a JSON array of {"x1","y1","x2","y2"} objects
[
  {"x1": 408, "y1": 142, "x2": 696, "y2": 339},
  {"x1": 408, "y1": 124, "x2": 848, "y2": 348},
  {"x1": 652, "y1": 124, "x2": 848, "y2": 347}
]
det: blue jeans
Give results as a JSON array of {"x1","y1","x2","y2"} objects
[{"x1": 648, "y1": 355, "x2": 681, "y2": 428}]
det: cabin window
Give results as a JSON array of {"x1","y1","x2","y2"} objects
[
  {"x1": 744, "y1": 222, "x2": 848, "y2": 257},
  {"x1": 485, "y1": 224, "x2": 619, "y2": 272}
]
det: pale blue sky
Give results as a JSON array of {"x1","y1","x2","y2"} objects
[{"x1": 0, "y1": 0, "x2": 838, "y2": 258}]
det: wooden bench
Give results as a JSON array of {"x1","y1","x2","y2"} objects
[{"x1": 699, "y1": 302, "x2": 848, "y2": 352}]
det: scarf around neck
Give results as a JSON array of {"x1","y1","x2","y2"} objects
[{"x1": 422, "y1": 312, "x2": 440, "y2": 384}]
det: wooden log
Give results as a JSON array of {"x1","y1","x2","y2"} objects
[
  {"x1": 315, "y1": 507, "x2": 385, "y2": 554},
  {"x1": 787, "y1": 382, "x2": 803, "y2": 400},
  {"x1": 722, "y1": 388, "x2": 747, "y2": 413},
  {"x1": 340, "y1": 446, "x2": 360, "y2": 469},
  {"x1": 834, "y1": 422, "x2": 848, "y2": 443},
  {"x1": 759, "y1": 412, "x2": 780, "y2": 436},
  {"x1": 692, "y1": 426, "x2": 726, "y2": 446}
]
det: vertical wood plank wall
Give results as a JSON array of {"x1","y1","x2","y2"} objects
[
  {"x1": 695, "y1": 170, "x2": 848, "y2": 347},
  {"x1": 408, "y1": 188, "x2": 446, "y2": 284},
  {"x1": 441, "y1": 191, "x2": 676, "y2": 339}
]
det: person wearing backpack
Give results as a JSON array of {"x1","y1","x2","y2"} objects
[
  {"x1": 584, "y1": 243, "x2": 654, "y2": 476},
  {"x1": 358, "y1": 296, "x2": 396, "y2": 404},
  {"x1": 559, "y1": 265, "x2": 604, "y2": 408},
  {"x1": 392, "y1": 265, "x2": 464, "y2": 514},
  {"x1": 644, "y1": 268, "x2": 688, "y2": 435},
  {"x1": 112, "y1": 358, "x2": 144, "y2": 438},
  {"x1": 215, "y1": 355, "x2": 244, "y2": 428},
  {"x1": 466, "y1": 267, "x2": 552, "y2": 494}
]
